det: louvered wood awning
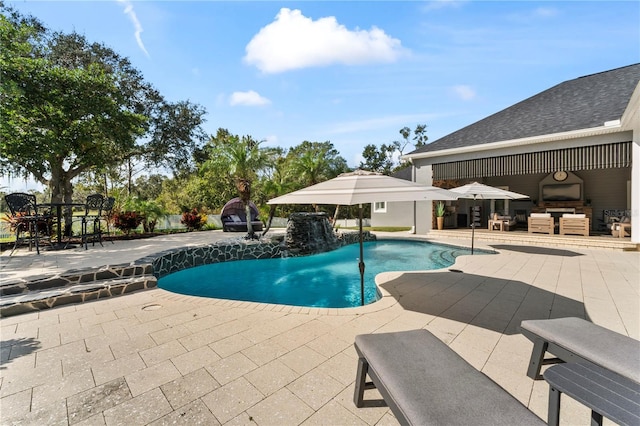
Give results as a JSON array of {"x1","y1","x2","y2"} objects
[{"x1": 432, "y1": 141, "x2": 632, "y2": 180}]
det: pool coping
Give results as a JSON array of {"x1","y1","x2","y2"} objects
[{"x1": 0, "y1": 233, "x2": 482, "y2": 317}]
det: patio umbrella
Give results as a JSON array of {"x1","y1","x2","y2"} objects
[
  {"x1": 268, "y1": 170, "x2": 459, "y2": 305},
  {"x1": 450, "y1": 182, "x2": 529, "y2": 254}
]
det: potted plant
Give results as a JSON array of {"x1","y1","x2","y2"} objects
[{"x1": 435, "y1": 202, "x2": 446, "y2": 230}]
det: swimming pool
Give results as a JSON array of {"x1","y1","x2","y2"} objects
[{"x1": 158, "y1": 239, "x2": 480, "y2": 308}]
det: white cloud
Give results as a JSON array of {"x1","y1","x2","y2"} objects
[
  {"x1": 452, "y1": 85, "x2": 476, "y2": 101},
  {"x1": 533, "y1": 7, "x2": 558, "y2": 18},
  {"x1": 264, "y1": 134, "x2": 279, "y2": 146},
  {"x1": 328, "y1": 113, "x2": 439, "y2": 134},
  {"x1": 422, "y1": 0, "x2": 468, "y2": 13},
  {"x1": 506, "y1": 7, "x2": 559, "y2": 23},
  {"x1": 244, "y1": 8, "x2": 406, "y2": 73},
  {"x1": 117, "y1": 0, "x2": 149, "y2": 57},
  {"x1": 229, "y1": 90, "x2": 271, "y2": 107}
]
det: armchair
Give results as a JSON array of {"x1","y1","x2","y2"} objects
[
  {"x1": 559, "y1": 214, "x2": 589, "y2": 236},
  {"x1": 528, "y1": 213, "x2": 554, "y2": 235}
]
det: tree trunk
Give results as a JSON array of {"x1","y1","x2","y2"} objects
[
  {"x1": 127, "y1": 158, "x2": 133, "y2": 196},
  {"x1": 244, "y1": 203, "x2": 255, "y2": 239},
  {"x1": 262, "y1": 204, "x2": 277, "y2": 236},
  {"x1": 63, "y1": 179, "x2": 74, "y2": 236},
  {"x1": 237, "y1": 178, "x2": 254, "y2": 239}
]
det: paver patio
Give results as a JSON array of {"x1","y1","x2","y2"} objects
[{"x1": 1, "y1": 230, "x2": 638, "y2": 425}]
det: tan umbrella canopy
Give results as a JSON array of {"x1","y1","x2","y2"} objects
[
  {"x1": 450, "y1": 182, "x2": 529, "y2": 254},
  {"x1": 268, "y1": 170, "x2": 459, "y2": 205},
  {"x1": 268, "y1": 170, "x2": 459, "y2": 305}
]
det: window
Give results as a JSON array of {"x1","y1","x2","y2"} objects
[{"x1": 373, "y1": 202, "x2": 387, "y2": 213}]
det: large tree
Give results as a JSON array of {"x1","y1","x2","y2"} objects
[
  {"x1": 359, "y1": 143, "x2": 396, "y2": 174},
  {"x1": 0, "y1": 5, "x2": 206, "y2": 229},
  {"x1": 287, "y1": 141, "x2": 349, "y2": 187},
  {"x1": 360, "y1": 124, "x2": 429, "y2": 174}
]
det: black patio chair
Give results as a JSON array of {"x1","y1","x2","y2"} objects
[
  {"x1": 101, "y1": 196, "x2": 115, "y2": 244},
  {"x1": 73, "y1": 194, "x2": 105, "y2": 250},
  {"x1": 4, "y1": 192, "x2": 53, "y2": 255}
]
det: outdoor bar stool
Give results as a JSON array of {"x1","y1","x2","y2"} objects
[
  {"x1": 100, "y1": 196, "x2": 116, "y2": 244},
  {"x1": 4, "y1": 192, "x2": 53, "y2": 255},
  {"x1": 74, "y1": 193, "x2": 105, "y2": 250}
]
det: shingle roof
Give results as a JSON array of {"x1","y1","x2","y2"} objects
[{"x1": 409, "y1": 64, "x2": 640, "y2": 155}]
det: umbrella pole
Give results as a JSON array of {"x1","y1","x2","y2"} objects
[
  {"x1": 359, "y1": 204, "x2": 365, "y2": 306},
  {"x1": 471, "y1": 196, "x2": 476, "y2": 255}
]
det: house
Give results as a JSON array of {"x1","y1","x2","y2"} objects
[{"x1": 372, "y1": 64, "x2": 639, "y2": 243}]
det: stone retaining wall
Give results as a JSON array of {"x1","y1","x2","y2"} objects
[
  {"x1": 143, "y1": 239, "x2": 284, "y2": 278},
  {"x1": 141, "y1": 230, "x2": 375, "y2": 278}
]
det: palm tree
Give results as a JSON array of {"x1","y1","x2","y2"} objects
[
  {"x1": 288, "y1": 142, "x2": 348, "y2": 212},
  {"x1": 261, "y1": 156, "x2": 295, "y2": 235},
  {"x1": 208, "y1": 130, "x2": 270, "y2": 238}
]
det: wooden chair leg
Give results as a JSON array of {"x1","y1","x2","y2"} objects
[{"x1": 353, "y1": 357, "x2": 369, "y2": 407}]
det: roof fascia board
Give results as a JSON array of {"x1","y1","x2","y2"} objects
[
  {"x1": 621, "y1": 82, "x2": 640, "y2": 131},
  {"x1": 403, "y1": 125, "x2": 625, "y2": 161}
]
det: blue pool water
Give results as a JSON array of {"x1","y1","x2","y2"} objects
[{"x1": 158, "y1": 240, "x2": 479, "y2": 308}]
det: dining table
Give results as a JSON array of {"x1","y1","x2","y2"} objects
[{"x1": 38, "y1": 201, "x2": 86, "y2": 250}]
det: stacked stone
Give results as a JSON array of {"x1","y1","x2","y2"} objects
[{"x1": 284, "y1": 213, "x2": 341, "y2": 256}]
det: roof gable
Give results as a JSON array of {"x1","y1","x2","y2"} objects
[{"x1": 410, "y1": 64, "x2": 640, "y2": 155}]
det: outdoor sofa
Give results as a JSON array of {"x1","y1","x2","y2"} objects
[{"x1": 610, "y1": 216, "x2": 632, "y2": 238}]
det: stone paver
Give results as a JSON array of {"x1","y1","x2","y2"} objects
[{"x1": 1, "y1": 231, "x2": 639, "y2": 425}]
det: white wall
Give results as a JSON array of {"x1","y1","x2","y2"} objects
[
  {"x1": 371, "y1": 201, "x2": 414, "y2": 227},
  {"x1": 414, "y1": 163, "x2": 435, "y2": 234}
]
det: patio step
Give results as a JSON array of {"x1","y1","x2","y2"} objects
[
  {"x1": 0, "y1": 265, "x2": 157, "y2": 317},
  {"x1": 426, "y1": 229, "x2": 638, "y2": 251}
]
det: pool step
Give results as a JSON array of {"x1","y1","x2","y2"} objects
[{"x1": 0, "y1": 264, "x2": 157, "y2": 317}]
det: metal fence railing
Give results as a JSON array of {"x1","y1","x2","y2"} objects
[{"x1": 1, "y1": 215, "x2": 292, "y2": 241}]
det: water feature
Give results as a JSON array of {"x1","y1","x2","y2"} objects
[{"x1": 284, "y1": 212, "x2": 340, "y2": 256}]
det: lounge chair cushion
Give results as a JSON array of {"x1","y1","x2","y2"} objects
[
  {"x1": 562, "y1": 213, "x2": 585, "y2": 218},
  {"x1": 530, "y1": 213, "x2": 551, "y2": 218}
]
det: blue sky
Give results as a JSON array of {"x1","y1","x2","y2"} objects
[{"x1": 4, "y1": 0, "x2": 639, "y2": 191}]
